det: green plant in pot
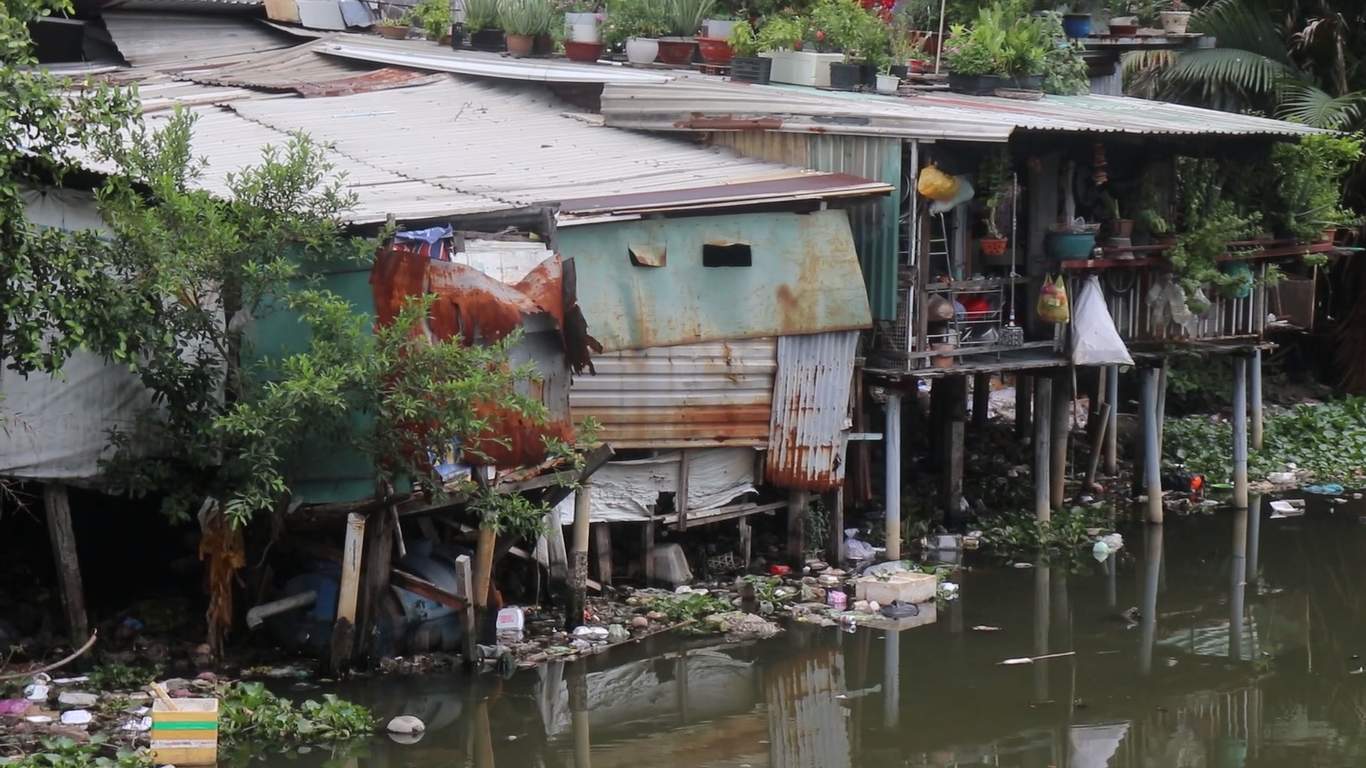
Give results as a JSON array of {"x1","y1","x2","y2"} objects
[
  {"x1": 727, "y1": 21, "x2": 775, "y2": 82},
  {"x1": 1265, "y1": 133, "x2": 1364, "y2": 244},
  {"x1": 943, "y1": 0, "x2": 1048, "y2": 93},
  {"x1": 655, "y1": 0, "x2": 713, "y2": 63},
  {"x1": 1168, "y1": 156, "x2": 1261, "y2": 313},
  {"x1": 811, "y1": 0, "x2": 883, "y2": 89},
  {"x1": 755, "y1": 13, "x2": 808, "y2": 52},
  {"x1": 1097, "y1": 189, "x2": 1134, "y2": 238},
  {"x1": 1037, "y1": 11, "x2": 1088, "y2": 94},
  {"x1": 500, "y1": 0, "x2": 552, "y2": 55},
  {"x1": 978, "y1": 146, "x2": 1012, "y2": 256},
  {"x1": 376, "y1": 12, "x2": 413, "y2": 38},
  {"x1": 466, "y1": 0, "x2": 506, "y2": 48},
  {"x1": 413, "y1": 0, "x2": 453, "y2": 40}
]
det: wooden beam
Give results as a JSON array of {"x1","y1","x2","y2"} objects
[
  {"x1": 43, "y1": 484, "x2": 88, "y2": 649},
  {"x1": 330, "y1": 512, "x2": 366, "y2": 673},
  {"x1": 787, "y1": 490, "x2": 810, "y2": 568},
  {"x1": 657, "y1": 500, "x2": 787, "y2": 527},
  {"x1": 677, "y1": 450, "x2": 692, "y2": 531},
  {"x1": 593, "y1": 523, "x2": 613, "y2": 586},
  {"x1": 357, "y1": 503, "x2": 395, "y2": 662},
  {"x1": 455, "y1": 554, "x2": 476, "y2": 667}
]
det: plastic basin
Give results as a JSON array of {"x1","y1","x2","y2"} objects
[{"x1": 1046, "y1": 232, "x2": 1097, "y2": 260}]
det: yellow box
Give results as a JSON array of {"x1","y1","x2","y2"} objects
[{"x1": 150, "y1": 698, "x2": 219, "y2": 766}]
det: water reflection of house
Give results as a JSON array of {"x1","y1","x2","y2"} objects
[{"x1": 766, "y1": 648, "x2": 854, "y2": 768}]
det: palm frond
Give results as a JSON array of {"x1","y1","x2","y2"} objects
[
  {"x1": 1192, "y1": 0, "x2": 1292, "y2": 63},
  {"x1": 1161, "y1": 48, "x2": 1300, "y2": 99},
  {"x1": 1121, "y1": 49, "x2": 1179, "y2": 100},
  {"x1": 1277, "y1": 84, "x2": 1366, "y2": 129}
]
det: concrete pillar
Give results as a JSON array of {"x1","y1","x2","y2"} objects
[
  {"x1": 1233, "y1": 356, "x2": 1250, "y2": 510},
  {"x1": 1251, "y1": 348, "x2": 1264, "y2": 450},
  {"x1": 1141, "y1": 367, "x2": 1163, "y2": 524},
  {"x1": 885, "y1": 392, "x2": 903, "y2": 561},
  {"x1": 566, "y1": 483, "x2": 592, "y2": 631},
  {"x1": 1033, "y1": 376, "x2": 1052, "y2": 522}
]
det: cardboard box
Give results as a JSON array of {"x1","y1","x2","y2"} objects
[{"x1": 150, "y1": 698, "x2": 219, "y2": 766}]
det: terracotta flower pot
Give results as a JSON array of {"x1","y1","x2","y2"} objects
[
  {"x1": 563, "y1": 39, "x2": 604, "y2": 62},
  {"x1": 505, "y1": 33, "x2": 536, "y2": 57},
  {"x1": 1156, "y1": 233, "x2": 1177, "y2": 247},
  {"x1": 694, "y1": 36, "x2": 734, "y2": 65},
  {"x1": 376, "y1": 25, "x2": 409, "y2": 39},
  {"x1": 656, "y1": 37, "x2": 697, "y2": 65},
  {"x1": 980, "y1": 238, "x2": 1008, "y2": 257}
]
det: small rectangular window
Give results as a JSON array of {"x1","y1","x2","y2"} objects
[{"x1": 702, "y1": 243, "x2": 752, "y2": 268}]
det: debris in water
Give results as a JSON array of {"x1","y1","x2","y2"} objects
[
  {"x1": 999, "y1": 651, "x2": 1076, "y2": 665},
  {"x1": 972, "y1": 626, "x2": 1002, "y2": 632}
]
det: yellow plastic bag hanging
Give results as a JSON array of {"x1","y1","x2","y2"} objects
[
  {"x1": 1037, "y1": 274, "x2": 1071, "y2": 324},
  {"x1": 917, "y1": 165, "x2": 960, "y2": 202}
]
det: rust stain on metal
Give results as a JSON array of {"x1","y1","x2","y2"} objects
[
  {"x1": 673, "y1": 115, "x2": 785, "y2": 131},
  {"x1": 295, "y1": 69, "x2": 445, "y2": 98},
  {"x1": 370, "y1": 247, "x2": 599, "y2": 469}
]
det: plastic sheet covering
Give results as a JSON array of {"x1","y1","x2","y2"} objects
[
  {"x1": 1070, "y1": 275, "x2": 1134, "y2": 366},
  {"x1": 1069, "y1": 723, "x2": 1130, "y2": 768},
  {"x1": 548, "y1": 447, "x2": 758, "y2": 525},
  {"x1": 0, "y1": 188, "x2": 160, "y2": 483}
]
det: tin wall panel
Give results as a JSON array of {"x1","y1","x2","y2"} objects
[
  {"x1": 766, "y1": 331, "x2": 858, "y2": 492},
  {"x1": 570, "y1": 338, "x2": 777, "y2": 449},
  {"x1": 710, "y1": 132, "x2": 903, "y2": 321}
]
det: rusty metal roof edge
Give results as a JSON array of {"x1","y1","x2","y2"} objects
[{"x1": 556, "y1": 174, "x2": 895, "y2": 217}]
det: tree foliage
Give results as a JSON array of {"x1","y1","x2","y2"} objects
[{"x1": 2, "y1": 0, "x2": 137, "y2": 375}]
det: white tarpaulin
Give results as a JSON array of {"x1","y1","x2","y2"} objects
[
  {"x1": 0, "y1": 188, "x2": 159, "y2": 483},
  {"x1": 549, "y1": 447, "x2": 758, "y2": 524},
  {"x1": 1069, "y1": 723, "x2": 1130, "y2": 768}
]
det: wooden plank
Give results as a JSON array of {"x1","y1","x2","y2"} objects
[
  {"x1": 43, "y1": 484, "x2": 88, "y2": 649},
  {"x1": 738, "y1": 517, "x2": 752, "y2": 569},
  {"x1": 357, "y1": 504, "x2": 394, "y2": 660},
  {"x1": 657, "y1": 500, "x2": 788, "y2": 527},
  {"x1": 390, "y1": 568, "x2": 466, "y2": 611},
  {"x1": 787, "y1": 490, "x2": 809, "y2": 567},
  {"x1": 593, "y1": 523, "x2": 613, "y2": 586},
  {"x1": 330, "y1": 512, "x2": 366, "y2": 672},
  {"x1": 641, "y1": 519, "x2": 656, "y2": 584},
  {"x1": 455, "y1": 554, "x2": 476, "y2": 667}
]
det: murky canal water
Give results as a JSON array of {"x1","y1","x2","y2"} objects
[{"x1": 249, "y1": 497, "x2": 1366, "y2": 768}]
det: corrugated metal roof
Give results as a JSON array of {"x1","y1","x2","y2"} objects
[
  {"x1": 317, "y1": 36, "x2": 678, "y2": 85},
  {"x1": 176, "y1": 38, "x2": 442, "y2": 96},
  {"x1": 569, "y1": 338, "x2": 776, "y2": 449},
  {"x1": 103, "y1": 13, "x2": 291, "y2": 70},
  {"x1": 104, "y1": 0, "x2": 262, "y2": 8},
  {"x1": 767, "y1": 331, "x2": 857, "y2": 492},
  {"x1": 600, "y1": 79, "x2": 1325, "y2": 142},
  {"x1": 226, "y1": 77, "x2": 861, "y2": 206}
]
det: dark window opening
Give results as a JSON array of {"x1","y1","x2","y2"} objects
[
  {"x1": 702, "y1": 243, "x2": 752, "y2": 268},
  {"x1": 628, "y1": 244, "x2": 666, "y2": 267}
]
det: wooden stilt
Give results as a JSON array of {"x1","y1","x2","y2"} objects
[
  {"x1": 43, "y1": 484, "x2": 88, "y2": 649},
  {"x1": 1105, "y1": 365, "x2": 1119, "y2": 476},
  {"x1": 1015, "y1": 375, "x2": 1033, "y2": 443},
  {"x1": 1033, "y1": 376, "x2": 1052, "y2": 523},
  {"x1": 738, "y1": 517, "x2": 752, "y2": 570},
  {"x1": 1050, "y1": 372, "x2": 1070, "y2": 510},
  {"x1": 787, "y1": 489, "x2": 809, "y2": 567},
  {"x1": 593, "y1": 523, "x2": 613, "y2": 586},
  {"x1": 455, "y1": 554, "x2": 476, "y2": 667},
  {"x1": 1250, "y1": 349, "x2": 1264, "y2": 451},
  {"x1": 972, "y1": 372, "x2": 991, "y2": 434},
  {"x1": 824, "y1": 489, "x2": 843, "y2": 565},
  {"x1": 944, "y1": 376, "x2": 967, "y2": 519},
  {"x1": 472, "y1": 525, "x2": 496, "y2": 645},
  {"x1": 330, "y1": 512, "x2": 366, "y2": 673},
  {"x1": 928, "y1": 380, "x2": 947, "y2": 471},
  {"x1": 357, "y1": 503, "x2": 395, "y2": 662},
  {"x1": 641, "y1": 520, "x2": 655, "y2": 584}
]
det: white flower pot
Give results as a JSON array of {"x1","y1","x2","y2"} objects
[
  {"x1": 571, "y1": 21, "x2": 600, "y2": 42},
  {"x1": 875, "y1": 73, "x2": 899, "y2": 93},
  {"x1": 759, "y1": 50, "x2": 843, "y2": 87},
  {"x1": 1160, "y1": 10, "x2": 1192, "y2": 34},
  {"x1": 702, "y1": 18, "x2": 736, "y2": 39},
  {"x1": 626, "y1": 37, "x2": 658, "y2": 64}
]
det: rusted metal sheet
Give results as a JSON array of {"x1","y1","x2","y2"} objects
[
  {"x1": 766, "y1": 331, "x2": 858, "y2": 492},
  {"x1": 370, "y1": 247, "x2": 591, "y2": 468},
  {"x1": 570, "y1": 338, "x2": 776, "y2": 449},
  {"x1": 177, "y1": 39, "x2": 440, "y2": 96},
  {"x1": 557, "y1": 173, "x2": 891, "y2": 218},
  {"x1": 765, "y1": 648, "x2": 853, "y2": 768}
]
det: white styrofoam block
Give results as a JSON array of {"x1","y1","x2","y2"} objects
[
  {"x1": 854, "y1": 571, "x2": 937, "y2": 605},
  {"x1": 759, "y1": 50, "x2": 842, "y2": 88}
]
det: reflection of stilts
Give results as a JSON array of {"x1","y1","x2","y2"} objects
[
  {"x1": 1247, "y1": 494, "x2": 1262, "y2": 585},
  {"x1": 1034, "y1": 564, "x2": 1050, "y2": 702},
  {"x1": 1230, "y1": 508, "x2": 1249, "y2": 662},
  {"x1": 570, "y1": 662, "x2": 590, "y2": 768},
  {"x1": 884, "y1": 629, "x2": 900, "y2": 729},
  {"x1": 474, "y1": 698, "x2": 496, "y2": 768},
  {"x1": 1140, "y1": 525, "x2": 1163, "y2": 675}
]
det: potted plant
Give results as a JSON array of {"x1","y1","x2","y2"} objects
[
  {"x1": 1168, "y1": 157, "x2": 1261, "y2": 313},
  {"x1": 1038, "y1": 12, "x2": 1088, "y2": 94},
  {"x1": 1061, "y1": 0, "x2": 1096, "y2": 38},
  {"x1": 889, "y1": 17, "x2": 930, "y2": 78},
  {"x1": 466, "y1": 0, "x2": 506, "y2": 49},
  {"x1": 875, "y1": 65, "x2": 899, "y2": 93},
  {"x1": 376, "y1": 13, "x2": 412, "y2": 39},
  {"x1": 1097, "y1": 190, "x2": 1134, "y2": 238},
  {"x1": 1265, "y1": 133, "x2": 1364, "y2": 244},
  {"x1": 1160, "y1": 0, "x2": 1191, "y2": 34},
  {"x1": 811, "y1": 0, "x2": 876, "y2": 89},
  {"x1": 978, "y1": 148, "x2": 1012, "y2": 257},
  {"x1": 604, "y1": 0, "x2": 667, "y2": 62},
  {"x1": 658, "y1": 0, "x2": 713, "y2": 64},
  {"x1": 413, "y1": 0, "x2": 453, "y2": 42},
  {"x1": 944, "y1": 1, "x2": 1047, "y2": 94},
  {"x1": 726, "y1": 20, "x2": 771, "y2": 82},
  {"x1": 701, "y1": 12, "x2": 737, "y2": 40},
  {"x1": 757, "y1": 14, "x2": 842, "y2": 86},
  {"x1": 500, "y1": 0, "x2": 552, "y2": 56},
  {"x1": 562, "y1": 0, "x2": 604, "y2": 41}
]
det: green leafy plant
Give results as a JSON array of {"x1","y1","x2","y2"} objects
[
  {"x1": 981, "y1": 504, "x2": 1111, "y2": 555},
  {"x1": 664, "y1": 0, "x2": 714, "y2": 36},
  {"x1": 756, "y1": 13, "x2": 808, "y2": 51},
  {"x1": 978, "y1": 147, "x2": 1012, "y2": 240},
  {"x1": 1265, "y1": 133, "x2": 1364, "y2": 242},
  {"x1": 500, "y1": 0, "x2": 554, "y2": 35},
  {"x1": 378, "y1": 13, "x2": 411, "y2": 26},
  {"x1": 464, "y1": 0, "x2": 503, "y2": 30},
  {"x1": 1167, "y1": 156, "x2": 1260, "y2": 308},
  {"x1": 603, "y1": 0, "x2": 668, "y2": 44},
  {"x1": 1038, "y1": 13, "x2": 1089, "y2": 95},
  {"x1": 218, "y1": 682, "x2": 374, "y2": 744},
  {"x1": 647, "y1": 591, "x2": 731, "y2": 621},
  {"x1": 413, "y1": 0, "x2": 453, "y2": 38},
  {"x1": 88, "y1": 663, "x2": 162, "y2": 691},
  {"x1": 727, "y1": 20, "x2": 759, "y2": 56},
  {"x1": 5, "y1": 736, "x2": 150, "y2": 768},
  {"x1": 942, "y1": 0, "x2": 1048, "y2": 77}
]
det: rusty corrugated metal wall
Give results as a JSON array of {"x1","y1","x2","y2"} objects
[
  {"x1": 708, "y1": 132, "x2": 903, "y2": 322},
  {"x1": 569, "y1": 338, "x2": 777, "y2": 449},
  {"x1": 766, "y1": 331, "x2": 858, "y2": 492}
]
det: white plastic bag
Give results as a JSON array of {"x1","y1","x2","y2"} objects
[
  {"x1": 1070, "y1": 275, "x2": 1134, "y2": 366},
  {"x1": 843, "y1": 528, "x2": 876, "y2": 561},
  {"x1": 929, "y1": 176, "x2": 974, "y2": 215}
]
